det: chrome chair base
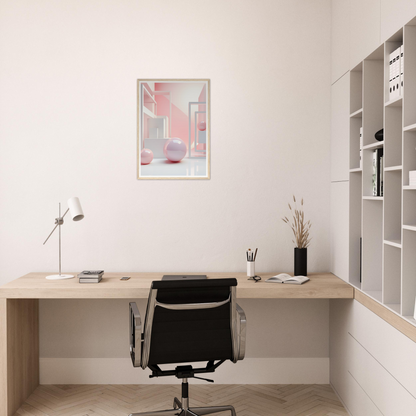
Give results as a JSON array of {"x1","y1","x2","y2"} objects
[{"x1": 129, "y1": 396, "x2": 236, "y2": 416}]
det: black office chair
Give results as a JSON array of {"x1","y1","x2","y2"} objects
[{"x1": 129, "y1": 278, "x2": 246, "y2": 416}]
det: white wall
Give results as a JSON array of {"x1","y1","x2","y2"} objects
[
  {"x1": 0, "y1": 0, "x2": 332, "y2": 381},
  {"x1": 331, "y1": 0, "x2": 416, "y2": 81}
]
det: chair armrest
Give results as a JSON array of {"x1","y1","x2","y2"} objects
[
  {"x1": 236, "y1": 303, "x2": 246, "y2": 360},
  {"x1": 129, "y1": 302, "x2": 142, "y2": 368}
]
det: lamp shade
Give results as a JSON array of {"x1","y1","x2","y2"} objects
[{"x1": 67, "y1": 197, "x2": 84, "y2": 221}]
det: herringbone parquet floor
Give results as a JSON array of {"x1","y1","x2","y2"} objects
[{"x1": 15, "y1": 384, "x2": 349, "y2": 416}]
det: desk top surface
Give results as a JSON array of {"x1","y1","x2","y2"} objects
[{"x1": 0, "y1": 272, "x2": 354, "y2": 299}]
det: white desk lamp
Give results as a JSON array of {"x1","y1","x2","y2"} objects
[{"x1": 43, "y1": 197, "x2": 84, "y2": 280}]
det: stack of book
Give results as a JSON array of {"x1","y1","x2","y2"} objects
[
  {"x1": 409, "y1": 171, "x2": 416, "y2": 187},
  {"x1": 78, "y1": 270, "x2": 104, "y2": 283}
]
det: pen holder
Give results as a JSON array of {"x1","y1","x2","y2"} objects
[{"x1": 247, "y1": 261, "x2": 255, "y2": 277}]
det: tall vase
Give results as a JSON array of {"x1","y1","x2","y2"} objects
[{"x1": 294, "y1": 248, "x2": 307, "y2": 276}]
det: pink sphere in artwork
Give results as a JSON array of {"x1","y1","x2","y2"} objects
[
  {"x1": 163, "y1": 138, "x2": 187, "y2": 162},
  {"x1": 197, "y1": 121, "x2": 206, "y2": 131},
  {"x1": 141, "y1": 148, "x2": 153, "y2": 165}
]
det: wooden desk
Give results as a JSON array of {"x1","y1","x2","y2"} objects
[
  {"x1": 0, "y1": 272, "x2": 353, "y2": 299},
  {"x1": 0, "y1": 272, "x2": 352, "y2": 416}
]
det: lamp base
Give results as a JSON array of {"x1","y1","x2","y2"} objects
[{"x1": 46, "y1": 274, "x2": 74, "y2": 280}]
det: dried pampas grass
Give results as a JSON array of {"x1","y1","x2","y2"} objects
[{"x1": 282, "y1": 195, "x2": 312, "y2": 248}]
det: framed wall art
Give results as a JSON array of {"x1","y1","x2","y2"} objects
[{"x1": 137, "y1": 79, "x2": 210, "y2": 179}]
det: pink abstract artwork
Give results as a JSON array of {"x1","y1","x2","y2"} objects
[{"x1": 137, "y1": 79, "x2": 210, "y2": 179}]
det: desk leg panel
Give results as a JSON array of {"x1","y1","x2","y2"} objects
[
  {"x1": 0, "y1": 299, "x2": 7, "y2": 416},
  {"x1": 0, "y1": 299, "x2": 39, "y2": 416}
]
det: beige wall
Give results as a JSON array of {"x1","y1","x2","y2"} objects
[
  {"x1": 39, "y1": 298, "x2": 330, "y2": 383},
  {"x1": 0, "y1": 0, "x2": 332, "y2": 381},
  {"x1": 40, "y1": 298, "x2": 329, "y2": 358}
]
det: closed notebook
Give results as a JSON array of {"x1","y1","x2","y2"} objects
[{"x1": 265, "y1": 274, "x2": 309, "y2": 285}]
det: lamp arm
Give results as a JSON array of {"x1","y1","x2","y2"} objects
[
  {"x1": 43, "y1": 224, "x2": 59, "y2": 245},
  {"x1": 43, "y1": 208, "x2": 70, "y2": 245}
]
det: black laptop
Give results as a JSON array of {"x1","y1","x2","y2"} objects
[{"x1": 162, "y1": 275, "x2": 207, "y2": 281}]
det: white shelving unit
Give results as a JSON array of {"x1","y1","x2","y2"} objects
[{"x1": 348, "y1": 18, "x2": 416, "y2": 327}]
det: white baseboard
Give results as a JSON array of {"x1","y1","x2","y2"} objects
[{"x1": 40, "y1": 357, "x2": 329, "y2": 384}]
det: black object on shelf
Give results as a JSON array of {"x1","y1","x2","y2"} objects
[
  {"x1": 377, "y1": 148, "x2": 383, "y2": 196},
  {"x1": 375, "y1": 128, "x2": 383, "y2": 141},
  {"x1": 294, "y1": 248, "x2": 307, "y2": 276}
]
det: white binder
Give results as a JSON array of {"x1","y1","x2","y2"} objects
[
  {"x1": 400, "y1": 44, "x2": 404, "y2": 97},
  {"x1": 390, "y1": 47, "x2": 401, "y2": 100},
  {"x1": 389, "y1": 51, "x2": 394, "y2": 100},
  {"x1": 359, "y1": 127, "x2": 363, "y2": 169}
]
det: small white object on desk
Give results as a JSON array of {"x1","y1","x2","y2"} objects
[
  {"x1": 247, "y1": 261, "x2": 255, "y2": 277},
  {"x1": 266, "y1": 273, "x2": 310, "y2": 285}
]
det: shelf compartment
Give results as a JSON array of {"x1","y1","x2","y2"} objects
[
  {"x1": 384, "y1": 37, "x2": 403, "y2": 105},
  {"x1": 384, "y1": 106, "x2": 403, "y2": 168},
  {"x1": 349, "y1": 171, "x2": 362, "y2": 288},
  {"x1": 403, "y1": 25, "x2": 416, "y2": 128},
  {"x1": 402, "y1": 131, "x2": 416, "y2": 186},
  {"x1": 403, "y1": 178, "x2": 416, "y2": 229},
  {"x1": 402, "y1": 230, "x2": 416, "y2": 316},
  {"x1": 383, "y1": 244, "x2": 401, "y2": 307},
  {"x1": 362, "y1": 199, "x2": 383, "y2": 293},
  {"x1": 350, "y1": 63, "x2": 363, "y2": 114},
  {"x1": 362, "y1": 58, "x2": 384, "y2": 147},
  {"x1": 362, "y1": 146, "x2": 384, "y2": 198},
  {"x1": 350, "y1": 117, "x2": 363, "y2": 169},
  {"x1": 384, "y1": 170, "x2": 402, "y2": 242}
]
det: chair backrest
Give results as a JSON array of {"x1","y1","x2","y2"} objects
[{"x1": 141, "y1": 278, "x2": 238, "y2": 368}]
